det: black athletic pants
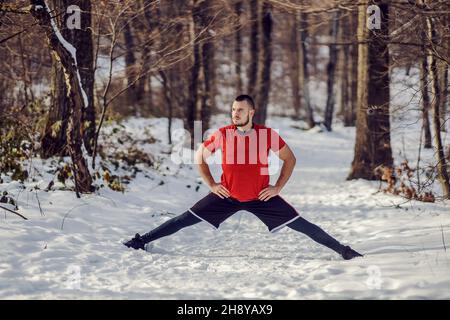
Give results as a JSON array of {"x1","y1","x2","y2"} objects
[{"x1": 140, "y1": 210, "x2": 344, "y2": 254}]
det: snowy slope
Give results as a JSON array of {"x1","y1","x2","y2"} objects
[{"x1": 1, "y1": 109, "x2": 449, "y2": 299}]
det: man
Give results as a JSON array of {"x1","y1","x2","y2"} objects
[{"x1": 124, "y1": 95, "x2": 363, "y2": 260}]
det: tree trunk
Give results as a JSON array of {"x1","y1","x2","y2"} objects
[
  {"x1": 324, "y1": 11, "x2": 340, "y2": 131},
  {"x1": 338, "y1": 13, "x2": 348, "y2": 121},
  {"x1": 72, "y1": 0, "x2": 95, "y2": 155},
  {"x1": 159, "y1": 70, "x2": 173, "y2": 145},
  {"x1": 438, "y1": 17, "x2": 448, "y2": 132},
  {"x1": 185, "y1": 0, "x2": 216, "y2": 144},
  {"x1": 438, "y1": 60, "x2": 448, "y2": 132},
  {"x1": 338, "y1": 47, "x2": 349, "y2": 123},
  {"x1": 200, "y1": 43, "x2": 214, "y2": 135},
  {"x1": 420, "y1": 44, "x2": 432, "y2": 149},
  {"x1": 234, "y1": 1, "x2": 243, "y2": 93},
  {"x1": 299, "y1": 10, "x2": 315, "y2": 128},
  {"x1": 141, "y1": 0, "x2": 160, "y2": 116},
  {"x1": 199, "y1": 0, "x2": 216, "y2": 134},
  {"x1": 186, "y1": 0, "x2": 202, "y2": 149},
  {"x1": 309, "y1": 14, "x2": 319, "y2": 77},
  {"x1": 247, "y1": 0, "x2": 259, "y2": 100},
  {"x1": 425, "y1": 14, "x2": 450, "y2": 198},
  {"x1": 41, "y1": 0, "x2": 94, "y2": 157},
  {"x1": 18, "y1": 33, "x2": 32, "y2": 107},
  {"x1": 123, "y1": 22, "x2": 142, "y2": 115},
  {"x1": 254, "y1": 1, "x2": 273, "y2": 125},
  {"x1": 42, "y1": 52, "x2": 70, "y2": 158},
  {"x1": 30, "y1": 0, "x2": 93, "y2": 194},
  {"x1": 289, "y1": 12, "x2": 302, "y2": 120},
  {"x1": 348, "y1": 0, "x2": 393, "y2": 181},
  {"x1": 345, "y1": 10, "x2": 358, "y2": 127},
  {"x1": 161, "y1": 0, "x2": 190, "y2": 140}
]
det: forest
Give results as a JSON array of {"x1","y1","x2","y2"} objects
[{"x1": 0, "y1": 0, "x2": 449, "y2": 299}]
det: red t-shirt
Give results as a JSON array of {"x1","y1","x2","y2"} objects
[{"x1": 203, "y1": 123, "x2": 286, "y2": 201}]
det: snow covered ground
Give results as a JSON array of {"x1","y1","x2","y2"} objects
[{"x1": 1, "y1": 107, "x2": 449, "y2": 299}]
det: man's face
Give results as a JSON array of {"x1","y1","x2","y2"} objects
[{"x1": 231, "y1": 101, "x2": 255, "y2": 126}]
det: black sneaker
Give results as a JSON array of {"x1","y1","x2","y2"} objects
[
  {"x1": 123, "y1": 233, "x2": 146, "y2": 251},
  {"x1": 341, "y1": 246, "x2": 363, "y2": 260}
]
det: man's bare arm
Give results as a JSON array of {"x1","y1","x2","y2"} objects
[
  {"x1": 195, "y1": 145, "x2": 230, "y2": 198},
  {"x1": 258, "y1": 144, "x2": 296, "y2": 201},
  {"x1": 274, "y1": 144, "x2": 297, "y2": 191}
]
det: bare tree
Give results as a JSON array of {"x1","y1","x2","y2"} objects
[
  {"x1": 288, "y1": 11, "x2": 302, "y2": 120},
  {"x1": 234, "y1": 0, "x2": 243, "y2": 93},
  {"x1": 254, "y1": 1, "x2": 273, "y2": 125},
  {"x1": 247, "y1": 0, "x2": 260, "y2": 100},
  {"x1": 424, "y1": 4, "x2": 450, "y2": 198},
  {"x1": 75, "y1": 0, "x2": 95, "y2": 154},
  {"x1": 323, "y1": 10, "x2": 340, "y2": 131},
  {"x1": 30, "y1": 0, "x2": 93, "y2": 194},
  {"x1": 437, "y1": 13, "x2": 449, "y2": 131},
  {"x1": 419, "y1": 39, "x2": 432, "y2": 149},
  {"x1": 347, "y1": 10, "x2": 358, "y2": 127},
  {"x1": 348, "y1": 0, "x2": 393, "y2": 180},
  {"x1": 122, "y1": 21, "x2": 140, "y2": 115},
  {"x1": 41, "y1": 0, "x2": 95, "y2": 157},
  {"x1": 199, "y1": 1, "x2": 217, "y2": 134},
  {"x1": 339, "y1": 10, "x2": 357, "y2": 127},
  {"x1": 299, "y1": 9, "x2": 315, "y2": 128}
]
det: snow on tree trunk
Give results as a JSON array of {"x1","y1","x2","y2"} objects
[{"x1": 30, "y1": 0, "x2": 93, "y2": 194}]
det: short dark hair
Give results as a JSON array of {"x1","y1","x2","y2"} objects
[{"x1": 235, "y1": 94, "x2": 255, "y2": 109}]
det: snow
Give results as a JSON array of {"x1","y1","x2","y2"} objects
[
  {"x1": 1, "y1": 106, "x2": 449, "y2": 299},
  {"x1": 43, "y1": 1, "x2": 89, "y2": 109}
]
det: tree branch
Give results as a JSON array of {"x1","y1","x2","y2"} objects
[{"x1": 0, "y1": 205, "x2": 28, "y2": 220}]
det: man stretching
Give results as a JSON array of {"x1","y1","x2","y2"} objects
[{"x1": 124, "y1": 95, "x2": 363, "y2": 260}]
